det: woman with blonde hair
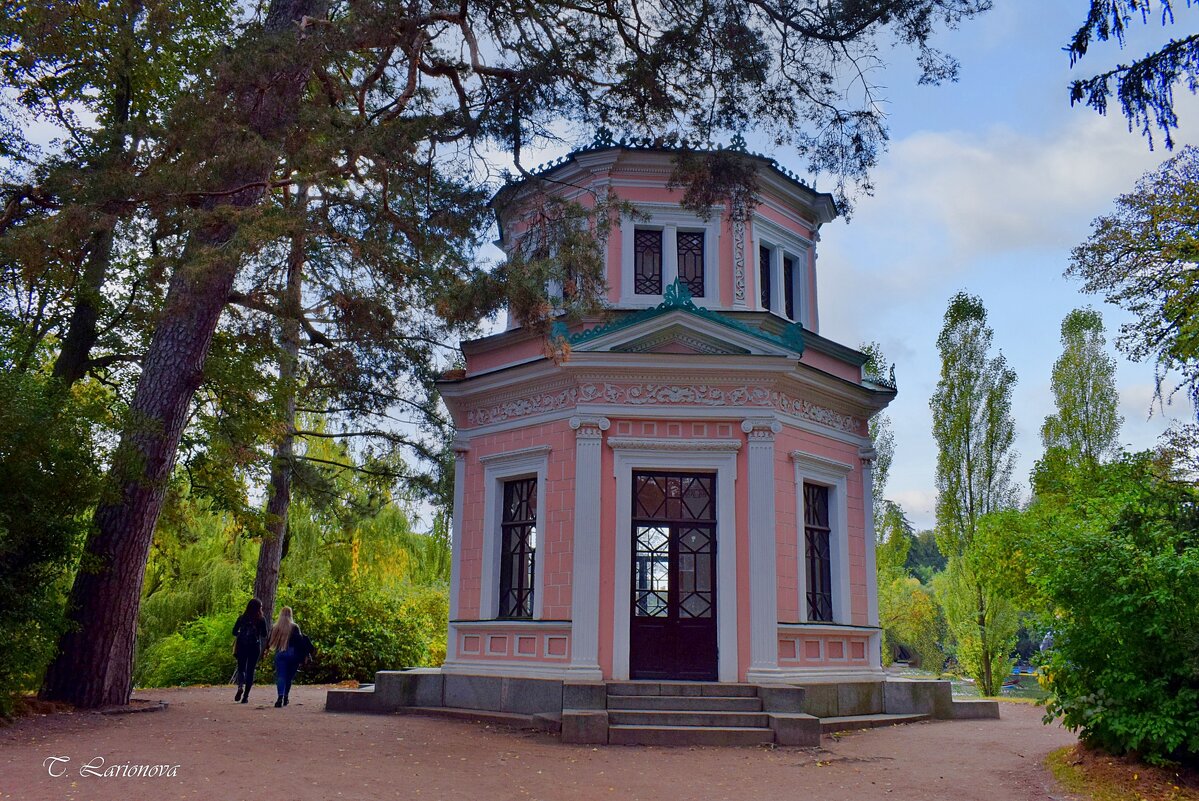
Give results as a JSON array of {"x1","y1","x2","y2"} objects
[{"x1": 268, "y1": 606, "x2": 314, "y2": 708}]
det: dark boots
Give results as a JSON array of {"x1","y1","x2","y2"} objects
[
  {"x1": 240, "y1": 688, "x2": 250, "y2": 704},
  {"x1": 283, "y1": 694, "x2": 289, "y2": 706},
  {"x1": 274, "y1": 696, "x2": 283, "y2": 708},
  {"x1": 234, "y1": 686, "x2": 244, "y2": 702}
]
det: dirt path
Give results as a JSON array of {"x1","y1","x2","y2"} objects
[{"x1": 0, "y1": 686, "x2": 1076, "y2": 801}]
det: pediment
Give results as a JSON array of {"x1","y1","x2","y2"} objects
[
  {"x1": 570, "y1": 307, "x2": 799, "y2": 358},
  {"x1": 611, "y1": 323, "x2": 752, "y2": 356}
]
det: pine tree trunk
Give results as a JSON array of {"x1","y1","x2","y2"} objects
[
  {"x1": 52, "y1": 224, "x2": 118, "y2": 386},
  {"x1": 254, "y1": 185, "x2": 307, "y2": 625},
  {"x1": 40, "y1": 0, "x2": 329, "y2": 709},
  {"x1": 52, "y1": 6, "x2": 135, "y2": 388}
]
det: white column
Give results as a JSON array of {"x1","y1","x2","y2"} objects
[
  {"x1": 568, "y1": 415, "x2": 609, "y2": 680},
  {"x1": 772, "y1": 245, "x2": 786, "y2": 316},
  {"x1": 859, "y1": 446, "x2": 881, "y2": 668},
  {"x1": 446, "y1": 439, "x2": 470, "y2": 661},
  {"x1": 663, "y1": 225, "x2": 679, "y2": 288},
  {"x1": 744, "y1": 417, "x2": 783, "y2": 682}
]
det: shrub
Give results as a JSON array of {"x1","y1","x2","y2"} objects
[
  {"x1": 135, "y1": 612, "x2": 239, "y2": 688},
  {"x1": 1023, "y1": 455, "x2": 1199, "y2": 765},
  {"x1": 285, "y1": 579, "x2": 432, "y2": 683}
]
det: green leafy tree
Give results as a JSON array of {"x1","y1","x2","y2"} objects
[
  {"x1": 1041, "y1": 308, "x2": 1123, "y2": 469},
  {"x1": 0, "y1": 371, "x2": 101, "y2": 714},
  {"x1": 929, "y1": 292, "x2": 1019, "y2": 695},
  {"x1": 875, "y1": 501, "x2": 943, "y2": 669},
  {"x1": 1067, "y1": 0, "x2": 1199, "y2": 149},
  {"x1": 1016, "y1": 453, "x2": 1199, "y2": 765},
  {"x1": 1068, "y1": 145, "x2": 1199, "y2": 414},
  {"x1": 935, "y1": 536, "x2": 1019, "y2": 694},
  {"x1": 861, "y1": 341, "x2": 897, "y2": 526}
]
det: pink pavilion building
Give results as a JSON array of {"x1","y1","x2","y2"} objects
[{"x1": 327, "y1": 142, "x2": 997, "y2": 744}]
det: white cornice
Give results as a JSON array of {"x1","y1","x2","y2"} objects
[
  {"x1": 478, "y1": 444, "x2": 553, "y2": 464},
  {"x1": 790, "y1": 450, "x2": 853, "y2": 475}
]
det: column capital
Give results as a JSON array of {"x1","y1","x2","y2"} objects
[
  {"x1": 858, "y1": 446, "x2": 878, "y2": 466},
  {"x1": 570, "y1": 415, "x2": 611, "y2": 438},
  {"x1": 451, "y1": 438, "x2": 471, "y2": 458},
  {"x1": 741, "y1": 417, "x2": 782, "y2": 439}
]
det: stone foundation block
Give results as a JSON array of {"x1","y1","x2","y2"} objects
[
  {"x1": 562, "y1": 710, "x2": 609, "y2": 744},
  {"x1": 758, "y1": 685, "x2": 806, "y2": 713},
  {"x1": 768, "y1": 712, "x2": 821, "y2": 746},
  {"x1": 563, "y1": 681, "x2": 607, "y2": 710},
  {"x1": 951, "y1": 699, "x2": 1000, "y2": 719}
]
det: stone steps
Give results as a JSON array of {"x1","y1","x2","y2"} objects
[
  {"x1": 609, "y1": 694, "x2": 763, "y2": 712},
  {"x1": 820, "y1": 712, "x2": 930, "y2": 733},
  {"x1": 608, "y1": 709, "x2": 770, "y2": 728},
  {"x1": 608, "y1": 724, "x2": 776, "y2": 746},
  {"x1": 598, "y1": 682, "x2": 777, "y2": 746},
  {"x1": 607, "y1": 681, "x2": 759, "y2": 697}
]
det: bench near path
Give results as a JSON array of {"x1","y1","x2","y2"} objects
[{"x1": 0, "y1": 685, "x2": 1076, "y2": 801}]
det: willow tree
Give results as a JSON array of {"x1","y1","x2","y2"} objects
[
  {"x1": 32, "y1": 0, "x2": 993, "y2": 708},
  {"x1": 929, "y1": 292, "x2": 1019, "y2": 695}
]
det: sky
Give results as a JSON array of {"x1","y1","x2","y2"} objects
[
  {"x1": 502, "y1": 2, "x2": 1197, "y2": 531},
  {"x1": 806, "y1": 1, "x2": 1197, "y2": 529}
]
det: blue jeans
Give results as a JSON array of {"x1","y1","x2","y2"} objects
[{"x1": 274, "y1": 649, "x2": 299, "y2": 697}]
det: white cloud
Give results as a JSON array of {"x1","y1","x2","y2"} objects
[{"x1": 888, "y1": 488, "x2": 938, "y2": 532}]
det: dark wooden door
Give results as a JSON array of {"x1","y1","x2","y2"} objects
[{"x1": 629, "y1": 472, "x2": 718, "y2": 681}]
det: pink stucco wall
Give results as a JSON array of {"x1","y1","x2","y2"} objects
[
  {"x1": 456, "y1": 413, "x2": 870, "y2": 679},
  {"x1": 774, "y1": 427, "x2": 868, "y2": 626},
  {"x1": 777, "y1": 629, "x2": 871, "y2": 668},
  {"x1": 455, "y1": 624, "x2": 572, "y2": 664},
  {"x1": 457, "y1": 419, "x2": 577, "y2": 620}
]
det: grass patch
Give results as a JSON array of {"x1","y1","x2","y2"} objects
[{"x1": 1046, "y1": 744, "x2": 1199, "y2": 801}]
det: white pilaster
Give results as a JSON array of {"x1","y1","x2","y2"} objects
[
  {"x1": 447, "y1": 439, "x2": 470, "y2": 661},
  {"x1": 568, "y1": 415, "x2": 609, "y2": 680},
  {"x1": 859, "y1": 446, "x2": 882, "y2": 668},
  {"x1": 743, "y1": 417, "x2": 783, "y2": 682}
]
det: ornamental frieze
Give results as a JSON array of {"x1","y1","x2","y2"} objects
[
  {"x1": 575, "y1": 382, "x2": 865, "y2": 435},
  {"x1": 463, "y1": 382, "x2": 864, "y2": 434},
  {"x1": 466, "y1": 388, "x2": 577, "y2": 427}
]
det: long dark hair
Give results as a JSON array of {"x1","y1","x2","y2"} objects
[{"x1": 242, "y1": 598, "x2": 264, "y2": 622}]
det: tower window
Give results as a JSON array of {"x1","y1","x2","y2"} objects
[
  {"x1": 633, "y1": 229, "x2": 663, "y2": 295},
  {"x1": 676, "y1": 231, "x2": 705, "y2": 298},
  {"x1": 759, "y1": 245, "x2": 772, "y2": 311}
]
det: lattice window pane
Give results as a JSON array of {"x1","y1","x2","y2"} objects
[
  {"x1": 676, "y1": 231, "x2": 705, "y2": 297},
  {"x1": 634, "y1": 229, "x2": 663, "y2": 295},
  {"x1": 759, "y1": 245, "x2": 772, "y2": 310},
  {"x1": 804, "y1": 482, "x2": 833, "y2": 622},
  {"x1": 783, "y1": 256, "x2": 795, "y2": 320},
  {"x1": 499, "y1": 477, "x2": 537, "y2": 618}
]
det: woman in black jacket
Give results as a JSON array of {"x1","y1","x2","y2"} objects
[{"x1": 232, "y1": 598, "x2": 268, "y2": 704}]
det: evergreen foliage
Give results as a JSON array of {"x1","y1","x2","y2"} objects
[
  {"x1": 1067, "y1": 0, "x2": 1199, "y2": 150},
  {"x1": 905, "y1": 530, "x2": 947, "y2": 583}
]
